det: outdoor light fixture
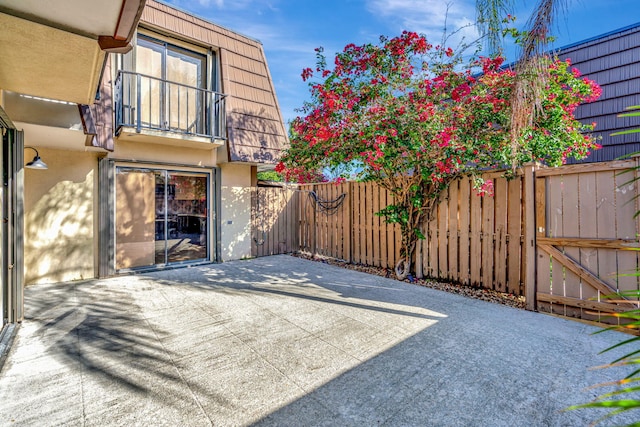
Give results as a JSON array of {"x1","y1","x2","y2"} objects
[{"x1": 24, "y1": 147, "x2": 48, "y2": 170}]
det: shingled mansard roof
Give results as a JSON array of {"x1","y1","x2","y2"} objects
[{"x1": 141, "y1": 0, "x2": 289, "y2": 165}]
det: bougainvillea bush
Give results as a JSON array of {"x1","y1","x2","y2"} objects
[{"x1": 277, "y1": 31, "x2": 601, "y2": 277}]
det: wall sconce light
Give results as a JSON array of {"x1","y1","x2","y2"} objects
[{"x1": 24, "y1": 147, "x2": 48, "y2": 170}]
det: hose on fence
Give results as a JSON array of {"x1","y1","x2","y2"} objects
[{"x1": 308, "y1": 191, "x2": 346, "y2": 215}]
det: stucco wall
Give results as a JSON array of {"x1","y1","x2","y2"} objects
[
  {"x1": 109, "y1": 140, "x2": 218, "y2": 166},
  {"x1": 220, "y1": 162, "x2": 253, "y2": 261},
  {"x1": 24, "y1": 147, "x2": 97, "y2": 285}
]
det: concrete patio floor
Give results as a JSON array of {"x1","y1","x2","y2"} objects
[{"x1": 0, "y1": 255, "x2": 637, "y2": 426}]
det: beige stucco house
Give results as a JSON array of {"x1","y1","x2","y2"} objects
[{"x1": 0, "y1": 0, "x2": 288, "y2": 330}]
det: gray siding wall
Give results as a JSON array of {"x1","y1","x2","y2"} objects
[{"x1": 557, "y1": 24, "x2": 640, "y2": 163}]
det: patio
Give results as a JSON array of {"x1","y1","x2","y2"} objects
[{"x1": 0, "y1": 255, "x2": 634, "y2": 426}]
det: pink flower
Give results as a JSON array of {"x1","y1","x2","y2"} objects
[
  {"x1": 301, "y1": 67, "x2": 313, "y2": 81},
  {"x1": 451, "y1": 83, "x2": 471, "y2": 102},
  {"x1": 475, "y1": 179, "x2": 494, "y2": 197}
]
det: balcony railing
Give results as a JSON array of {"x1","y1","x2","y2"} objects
[{"x1": 114, "y1": 70, "x2": 226, "y2": 141}]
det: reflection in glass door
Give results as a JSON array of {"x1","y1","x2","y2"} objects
[
  {"x1": 115, "y1": 167, "x2": 209, "y2": 270},
  {"x1": 161, "y1": 172, "x2": 208, "y2": 263}
]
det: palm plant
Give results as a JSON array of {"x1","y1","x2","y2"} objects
[
  {"x1": 565, "y1": 292, "x2": 640, "y2": 425},
  {"x1": 566, "y1": 106, "x2": 640, "y2": 425},
  {"x1": 476, "y1": 0, "x2": 567, "y2": 170}
]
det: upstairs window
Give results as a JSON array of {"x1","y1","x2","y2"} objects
[
  {"x1": 118, "y1": 33, "x2": 220, "y2": 136},
  {"x1": 135, "y1": 34, "x2": 208, "y2": 90}
]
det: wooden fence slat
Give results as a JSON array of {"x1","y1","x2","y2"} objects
[
  {"x1": 577, "y1": 173, "x2": 599, "y2": 322},
  {"x1": 470, "y1": 185, "x2": 482, "y2": 286},
  {"x1": 459, "y1": 177, "x2": 471, "y2": 285},
  {"x1": 481, "y1": 178, "x2": 495, "y2": 289},
  {"x1": 416, "y1": 227, "x2": 424, "y2": 279},
  {"x1": 616, "y1": 167, "x2": 639, "y2": 298},
  {"x1": 352, "y1": 183, "x2": 360, "y2": 263},
  {"x1": 596, "y1": 171, "x2": 618, "y2": 293},
  {"x1": 360, "y1": 183, "x2": 366, "y2": 263},
  {"x1": 361, "y1": 182, "x2": 368, "y2": 264},
  {"x1": 537, "y1": 293, "x2": 634, "y2": 314},
  {"x1": 535, "y1": 175, "x2": 551, "y2": 313},
  {"x1": 387, "y1": 190, "x2": 395, "y2": 269},
  {"x1": 438, "y1": 196, "x2": 448, "y2": 277},
  {"x1": 507, "y1": 177, "x2": 522, "y2": 295},
  {"x1": 563, "y1": 173, "x2": 582, "y2": 318},
  {"x1": 373, "y1": 185, "x2": 381, "y2": 267},
  {"x1": 535, "y1": 159, "x2": 636, "y2": 177},
  {"x1": 448, "y1": 181, "x2": 459, "y2": 281},
  {"x1": 330, "y1": 184, "x2": 337, "y2": 258},
  {"x1": 365, "y1": 182, "x2": 372, "y2": 266},
  {"x1": 319, "y1": 186, "x2": 325, "y2": 256},
  {"x1": 378, "y1": 187, "x2": 387, "y2": 268},
  {"x1": 428, "y1": 208, "x2": 438, "y2": 277},
  {"x1": 335, "y1": 184, "x2": 341, "y2": 258},
  {"x1": 494, "y1": 177, "x2": 508, "y2": 292},
  {"x1": 548, "y1": 175, "x2": 566, "y2": 315}
]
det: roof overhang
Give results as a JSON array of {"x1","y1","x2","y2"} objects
[{"x1": 0, "y1": 0, "x2": 145, "y2": 105}]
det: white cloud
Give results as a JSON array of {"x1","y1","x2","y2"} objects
[
  {"x1": 195, "y1": 0, "x2": 223, "y2": 7},
  {"x1": 365, "y1": 0, "x2": 480, "y2": 49}
]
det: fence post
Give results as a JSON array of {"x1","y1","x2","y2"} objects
[
  {"x1": 522, "y1": 163, "x2": 538, "y2": 311},
  {"x1": 346, "y1": 182, "x2": 353, "y2": 263},
  {"x1": 293, "y1": 187, "x2": 300, "y2": 253},
  {"x1": 251, "y1": 186, "x2": 258, "y2": 258},
  {"x1": 310, "y1": 185, "x2": 317, "y2": 256}
]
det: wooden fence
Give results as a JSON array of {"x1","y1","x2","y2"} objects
[
  {"x1": 251, "y1": 160, "x2": 640, "y2": 323},
  {"x1": 415, "y1": 169, "x2": 529, "y2": 296},
  {"x1": 298, "y1": 182, "x2": 402, "y2": 269}
]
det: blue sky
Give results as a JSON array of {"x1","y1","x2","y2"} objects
[{"x1": 164, "y1": 0, "x2": 640, "y2": 125}]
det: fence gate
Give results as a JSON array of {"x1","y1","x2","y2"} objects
[
  {"x1": 251, "y1": 185, "x2": 299, "y2": 257},
  {"x1": 535, "y1": 160, "x2": 640, "y2": 322}
]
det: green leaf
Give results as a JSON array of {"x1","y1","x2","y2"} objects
[
  {"x1": 611, "y1": 129, "x2": 640, "y2": 136},
  {"x1": 568, "y1": 400, "x2": 640, "y2": 410}
]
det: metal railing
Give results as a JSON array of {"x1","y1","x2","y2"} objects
[{"x1": 114, "y1": 70, "x2": 226, "y2": 140}]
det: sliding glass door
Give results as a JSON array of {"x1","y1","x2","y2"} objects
[{"x1": 115, "y1": 167, "x2": 209, "y2": 270}]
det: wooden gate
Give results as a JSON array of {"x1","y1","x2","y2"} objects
[
  {"x1": 251, "y1": 185, "x2": 299, "y2": 257},
  {"x1": 535, "y1": 160, "x2": 640, "y2": 322}
]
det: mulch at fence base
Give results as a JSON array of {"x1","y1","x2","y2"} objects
[{"x1": 291, "y1": 252, "x2": 526, "y2": 310}]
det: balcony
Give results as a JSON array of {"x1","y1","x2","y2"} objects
[{"x1": 114, "y1": 70, "x2": 227, "y2": 148}]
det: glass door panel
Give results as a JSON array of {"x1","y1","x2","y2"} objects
[
  {"x1": 167, "y1": 173, "x2": 208, "y2": 262},
  {"x1": 115, "y1": 169, "x2": 156, "y2": 269},
  {"x1": 116, "y1": 167, "x2": 208, "y2": 270},
  {"x1": 154, "y1": 172, "x2": 167, "y2": 264},
  {"x1": 166, "y1": 48, "x2": 206, "y2": 134}
]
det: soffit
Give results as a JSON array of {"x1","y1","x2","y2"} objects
[
  {"x1": 0, "y1": 13, "x2": 104, "y2": 105},
  {"x1": 0, "y1": 0, "x2": 144, "y2": 105},
  {"x1": 0, "y1": 0, "x2": 122, "y2": 38}
]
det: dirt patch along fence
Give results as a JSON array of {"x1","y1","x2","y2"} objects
[{"x1": 252, "y1": 159, "x2": 640, "y2": 322}]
